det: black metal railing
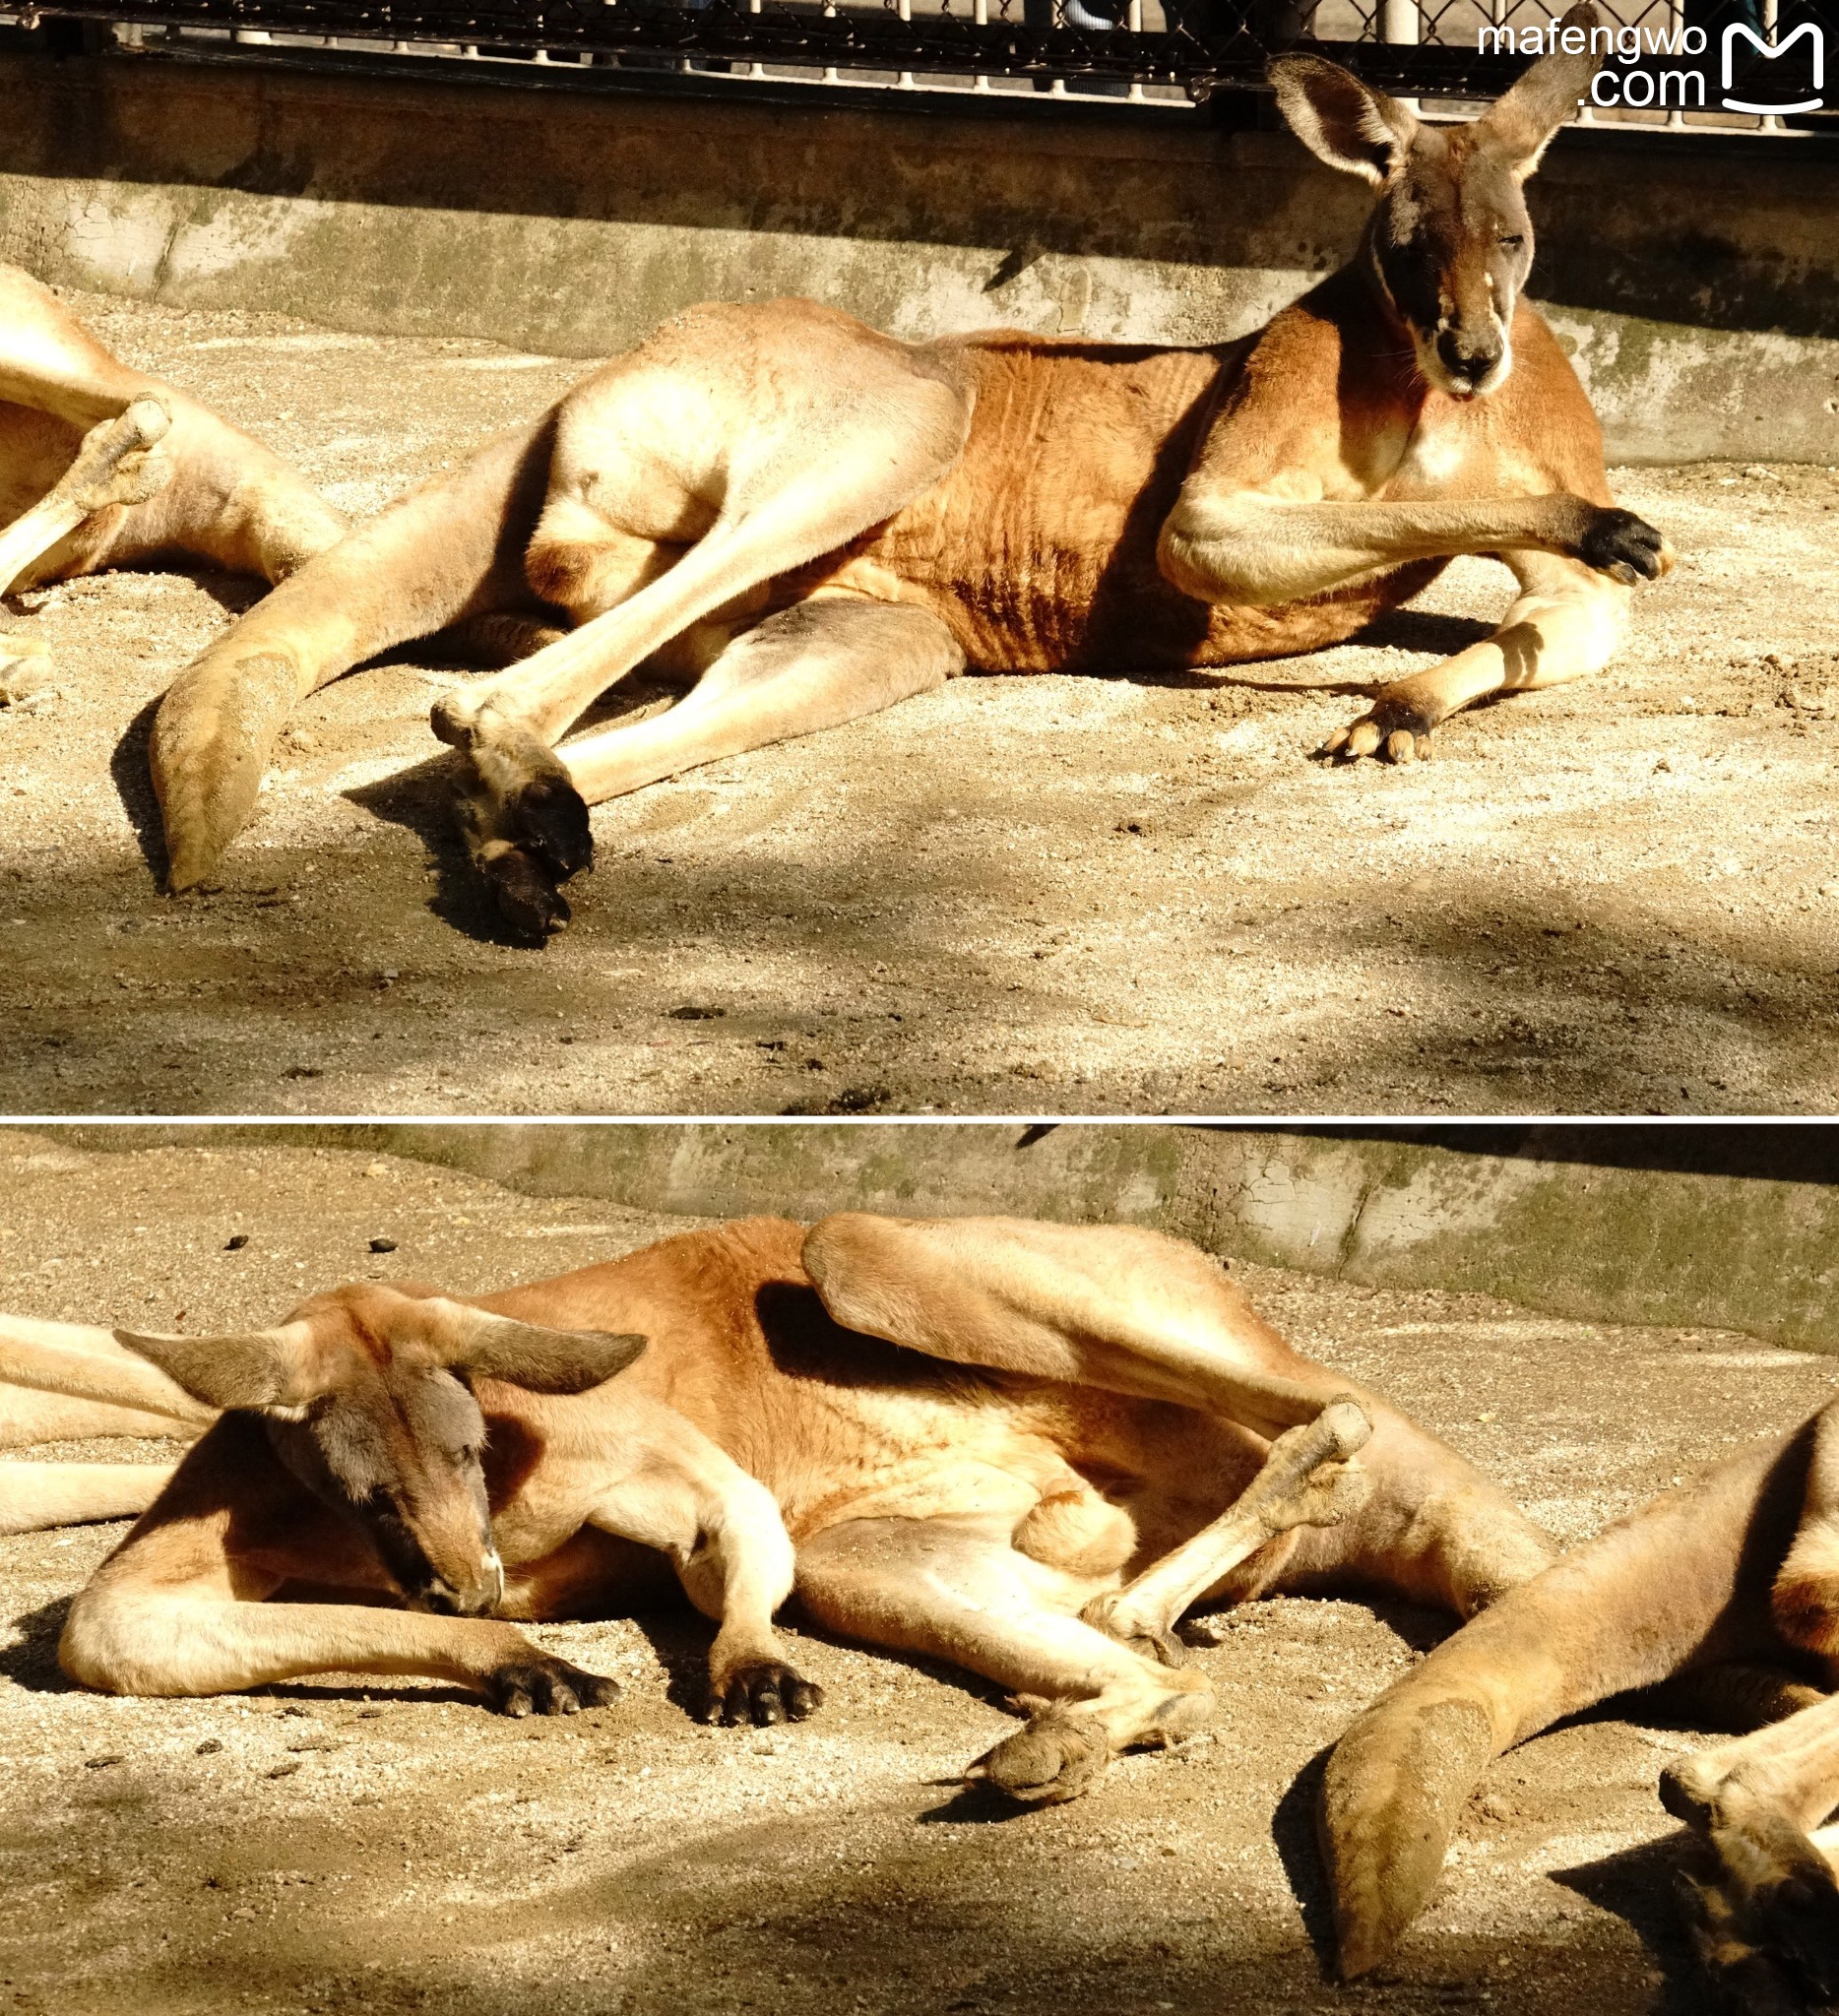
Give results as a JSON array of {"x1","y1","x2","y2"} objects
[{"x1": 8, "y1": 0, "x2": 1834, "y2": 124}]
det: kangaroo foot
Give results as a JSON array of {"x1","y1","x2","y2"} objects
[
  {"x1": 1677, "y1": 1849, "x2": 1839, "y2": 2015},
  {"x1": 439, "y1": 704, "x2": 593, "y2": 943},
  {"x1": 480, "y1": 1651, "x2": 623, "y2": 1718},
  {"x1": 705, "y1": 1658, "x2": 825, "y2": 1728},
  {"x1": 1664, "y1": 1766, "x2": 1839, "y2": 2014},
  {"x1": 153, "y1": 648, "x2": 303, "y2": 892},
  {"x1": 972, "y1": 1707, "x2": 1111, "y2": 1805}
]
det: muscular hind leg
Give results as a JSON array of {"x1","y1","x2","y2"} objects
[
  {"x1": 801, "y1": 1214, "x2": 1554, "y2": 1626},
  {"x1": 796, "y1": 1514, "x2": 1215, "y2": 1804},
  {"x1": 429, "y1": 305, "x2": 972, "y2": 937}
]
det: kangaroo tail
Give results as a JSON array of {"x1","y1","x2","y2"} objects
[
  {"x1": 0, "y1": 1313, "x2": 217, "y2": 1428},
  {"x1": 1321, "y1": 1427, "x2": 1802, "y2": 1978},
  {"x1": 152, "y1": 415, "x2": 553, "y2": 892},
  {"x1": 0, "y1": 1459, "x2": 176, "y2": 1536}
]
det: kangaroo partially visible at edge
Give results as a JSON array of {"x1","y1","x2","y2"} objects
[{"x1": 1323, "y1": 1397, "x2": 1839, "y2": 2014}]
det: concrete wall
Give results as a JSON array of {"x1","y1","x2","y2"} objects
[
  {"x1": 55, "y1": 1121, "x2": 1839, "y2": 1351},
  {"x1": 1, "y1": 44, "x2": 1836, "y2": 461}
]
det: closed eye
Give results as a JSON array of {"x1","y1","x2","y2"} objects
[{"x1": 1498, "y1": 233, "x2": 1525, "y2": 250}]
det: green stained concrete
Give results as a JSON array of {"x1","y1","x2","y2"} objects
[{"x1": 49, "y1": 1123, "x2": 1839, "y2": 1352}]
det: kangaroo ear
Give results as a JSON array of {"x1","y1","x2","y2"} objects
[
  {"x1": 1269, "y1": 55, "x2": 1418, "y2": 186},
  {"x1": 112, "y1": 1328, "x2": 321, "y2": 1413},
  {"x1": 429, "y1": 1305, "x2": 649, "y2": 1395},
  {"x1": 1479, "y1": 1, "x2": 1600, "y2": 178}
]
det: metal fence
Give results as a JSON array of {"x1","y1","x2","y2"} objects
[{"x1": 6, "y1": 0, "x2": 1834, "y2": 128}]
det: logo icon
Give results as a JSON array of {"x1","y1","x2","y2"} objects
[{"x1": 1721, "y1": 21, "x2": 1823, "y2": 114}]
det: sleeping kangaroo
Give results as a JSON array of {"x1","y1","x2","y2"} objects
[
  {"x1": 149, "y1": 5, "x2": 1669, "y2": 935},
  {"x1": 5, "y1": 1213, "x2": 1557, "y2": 1795},
  {"x1": 1323, "y1": 1393, "x2": 1839, "y2": 2014},
  {"x1": 0, "y1": 264, "x2": 343, "y2": 700}
]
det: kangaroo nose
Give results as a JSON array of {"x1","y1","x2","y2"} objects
[{"x1": 1436, "y1": 330, "x2": 1501, "y2": 392}]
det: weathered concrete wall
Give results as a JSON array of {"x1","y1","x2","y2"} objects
[
  {"x1": 53, "y1": 1122, "x2": 1839, "y2": 1351},
  {"x1": 0, "y1": 46, "x2": 1835, "y2": 461}
]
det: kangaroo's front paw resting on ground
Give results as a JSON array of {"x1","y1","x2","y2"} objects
[
  {"x1": 480, "y1": 1652, "x2": 623, "y2": 1717},
  {"x1": 1319, "y1": 694, "x2": 1436, "y2": 765},
  {"x1": 705, "y1": 1659, "x2": 825, "y2": 1728}
]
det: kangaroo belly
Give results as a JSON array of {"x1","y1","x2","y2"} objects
[{"x1": 776, "y1": 333, "x2": 1435, "y2": 672}]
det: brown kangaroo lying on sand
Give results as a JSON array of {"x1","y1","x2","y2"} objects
[
  {"x1": 5, "y1": 1214, "x2": 1557, "y2": 1791},
  {"x1": 1323, "y1": 1395, "x2": 1839, "y2": 2013},
  {"x1": 0, "y1": 264, "x2": 343, "y2": 700},
  {"x1": 151, "y1": 5, "x2": 1668, "y2": 936}
]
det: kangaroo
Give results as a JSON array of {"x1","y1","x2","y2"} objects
[
  {"x1": 148, "y1": 5, "x2": 1668, "y2": 935},
  {"x1": 0, "y1": 264, "x2": 345, "y2": 702},
  {"x1": 1321, "y1": 1395, "x2": 1839, "y2": 2014},
  {"x1": 7, "y1": 1213, "x2": 1555, "y2": 1792}
]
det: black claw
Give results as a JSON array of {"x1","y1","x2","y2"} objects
[{"x1": 711, "y1": 1663, "x2": 822, "y2": 1729}]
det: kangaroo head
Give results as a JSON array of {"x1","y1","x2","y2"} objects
[
  {"x1": 118, "y1": 1289, "x2": 646, "y2": 1616},
  {"x1": 1270, "y1": 3, "x2": 1603, "y2": 402}
]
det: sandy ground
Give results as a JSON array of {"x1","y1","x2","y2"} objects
[
  {"x1": 0, "y1": 291, "x2": 1836, "y2": 1116},
  {"x1": 2, "y1": 1130, "x2": 1836, "y2": 2016}
]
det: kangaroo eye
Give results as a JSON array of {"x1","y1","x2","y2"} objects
[{"x1": 1498, "y1": 233, "x2": 1525, "y2": 251}]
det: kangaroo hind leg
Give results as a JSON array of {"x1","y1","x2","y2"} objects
[
  {"x1": 460, "y1": 594, "x2": 963, "y2": 939},
  {"x1": 432, "y1": 304, "x2": 972, "y2": 938},
  {"x1": 795, "y1": 1513, "x2": 1215, "y2": 1806}
]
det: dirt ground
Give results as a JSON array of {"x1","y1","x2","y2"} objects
[
  {"x1": 2, "y1": 291, "x2": 1837, "y2": 1116},
  {"x1": 2, "y1": 1131, "x2": 1836, "y2": 2016}
]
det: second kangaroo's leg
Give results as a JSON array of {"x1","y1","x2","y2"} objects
[
  {"x1": 459, "y1": 596, "x2": 963, "y2": 937},
  {"x1": 796, "y1": 1514, "x2": 1216, "y2": 1804},
  {"x1": 0, "y1": 1460, "x2": 175, "y2": 1534}
]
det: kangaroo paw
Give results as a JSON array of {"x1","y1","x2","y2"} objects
[
  {"x1": 705, "y1": 1659, "x2": 825, "y2": 1729},
  {"x1": 478, "y1": 843, "x2": 572, "y2": 943},
  {"x1": 480, "y1": 1652, "x2": 622, "y2": 1718}
]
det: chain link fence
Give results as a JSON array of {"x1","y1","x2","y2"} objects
[{"x1": 5, "y1": 0, "x2": 1832, "y2": 126}]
